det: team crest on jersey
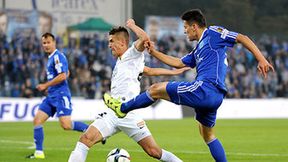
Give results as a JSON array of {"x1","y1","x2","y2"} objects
[
  {"x1": 54, "y1": 55, "x2": 60, "y2": 64},
  {"x1": 217, "y1": 27, "x2": 223, "y2": 33},
  {"x1": 196, "y1": 54, "x2": 204, "y2": 64}
]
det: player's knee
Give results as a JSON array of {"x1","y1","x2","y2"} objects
[
  {"x1": 148, "y1": 84, "x2": 161, "y2": 98},
  {"x1": 33, "y1": 118, "x2": 43, "y2": 126},
  {"x1": 80, "y1": 132, "x2": 96, "y2": 147},
  {"x1": 146, "y1": 147, "x2": 161, "y2": 159},
  {"x1": 201, "y1": 132, "x2": 215, "y2": 143},
  {"x1": 81, "y1": 132, "x2": 91, "y2": 140},
  {"x1": 199, "y1": 125, "x2": 215, "y2": 142}
]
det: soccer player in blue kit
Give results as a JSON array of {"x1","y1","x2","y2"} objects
[
  {"x1": 104, "y1": 9, "x2": 274, "y2": 161},
  {"x1": 26, "y1": 33, "x2": 88, "y2": 159}
]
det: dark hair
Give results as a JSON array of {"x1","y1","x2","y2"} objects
[
  {"x1": 41, "y1": 32, "x2": 55, "y2": 41},
  {"x1": 109, "y1": 26, "x2": 129, "y2": 43},
  {"x1": 181, "y1": 9, "x2": 206, "y2": 27}
]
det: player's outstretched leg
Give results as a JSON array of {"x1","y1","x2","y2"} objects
[
  {"x1": 103, "y1": 93, "x2": 126, "y2": 118},
  {"x1": 207, "y1": 138, "x2": 227, "y2": 162},
  {"x1": 120, "y1": 91, "x2": 155, "y2": 113},
  {"x1": 103, "y1": 91, "x2": 155, "y2": 118},
  {"x1": 200, "y1": 124, "x2": 227, "y2": 162}
]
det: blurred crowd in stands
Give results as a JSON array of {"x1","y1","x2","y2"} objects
[{"x1": 0, "y1": 31, "x2": 287, "y2": 99}]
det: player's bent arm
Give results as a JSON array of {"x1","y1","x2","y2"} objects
[
  {"x1": 44, "y1": 72, "x2": 67, "y2": 87},
  {"x1": 236, "y1": 34, "x2": 267, "y2": 62},
  {"x1": 150, "y1": 49, "x2": 186, "y2": 68},
  {"x1": 126, "y1": 19, "x2": 149, "y2": 52},
  {"x1": 236, "y1": 33, "x2": 274, "y2": 78},
  {"x1": 143, "y1": 66, "x2": 190, "y2": 76}
]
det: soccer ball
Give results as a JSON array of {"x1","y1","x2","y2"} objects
[{"x1": 106, "y1": 148, "x2": 131, "y2": 162}]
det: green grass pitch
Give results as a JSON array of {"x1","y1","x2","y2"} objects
[{"x1": 0, "y1": 118, "x2": 287, "y2": 162}]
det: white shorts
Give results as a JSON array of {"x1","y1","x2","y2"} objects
[{"x1": 91, "y1": 109, "x2": 151, "y2": 142}]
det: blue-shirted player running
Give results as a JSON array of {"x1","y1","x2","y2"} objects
[
  {"x1": 26, "y1": 33, "x2": 88, "y2": 159},
  {"x1": 104, "y1": 9, "x2": 274, "y2": 162}
]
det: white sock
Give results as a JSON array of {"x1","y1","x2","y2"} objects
[
  {"x1": 160, "y1": 149, "x2": 182, "y2": 162},
  {"x1": 35, "y1": 150, "x2": 44, "y2": 155},
  {"x1": 68, "y1": 142, "x2": 89, "y2": 162}
]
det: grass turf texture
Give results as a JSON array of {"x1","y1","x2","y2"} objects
[{"x1": 0, "y1": 118, "x2": 287, "y2": 162}]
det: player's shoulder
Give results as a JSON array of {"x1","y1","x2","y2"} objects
[
  {"x1": 123, "y1": 43, "x2": 143, "y2": 59},
  {"x1": 51, "y1": 50, "x2": 67, "y2": 65},
  {"x1": 53, "y1": 50, "x2": 67, "y2": 59},
  {"x1": 208, "y1": 25, "x2": 227, "y2": 34},
  {"x1": 209, "y1": 25, "x2": 239, "y2": 41},
  {"x1": 54, "y1": 49, "x2": 65, "y2": 56}
]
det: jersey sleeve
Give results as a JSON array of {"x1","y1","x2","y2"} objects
[
  {"x1": 53, "y1": 53, "x2": 68, "y2": 74},
  {"x1": 138, "y1": 59, "x2": 145, "y2": 73},
  {"x1": 128, "y1": 42, "x2": 143, "y2": 57},
  {"x1": 209, "y1": 26, "x2": 238, "y2": 47},
  {"x1": 181, "y1": 52, "x2": 196, "y2": 68}
]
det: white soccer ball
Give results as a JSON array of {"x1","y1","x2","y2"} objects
[{"x1": 106, "y1": 148, "x2": 131, "y2": 162}]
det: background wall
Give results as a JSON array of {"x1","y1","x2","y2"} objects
[{"x1": 1, "y1": 98, "x2": 287, "y2": 122}]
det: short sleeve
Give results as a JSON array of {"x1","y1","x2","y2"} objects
[
  {"x1": 127, "y1": 42, "x2": 142, "y2": 57},
  {"x1": 181, "y1": 52, "x2": 196, "y2": 68},
  {"x1": 54, "y1": 53, "x2": 68, "y2": 74},
  {"x1": 209, "y1": 26, "x2": 238, "y2": 48}
]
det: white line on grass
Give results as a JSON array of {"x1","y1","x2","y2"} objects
[
  {"x1": 0, "y1": 139, "x2": 34, "y2": 145},
  {"x1": 1, "y1": 139, "x2": 288, "y2": 157},
  {"x1": 178, "y1": 150, "x2": 288, "y2": 157},
  {"x1": 226, "y1": 152, "x2": 288, "y2": 157}
]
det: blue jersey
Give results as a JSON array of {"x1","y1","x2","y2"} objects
[
  {"x1": 181, "y1": 26, "x2": 238, "y2": 92},
  {"x1": 46, "y1": 50, "x2": 70, "y2": 97}
]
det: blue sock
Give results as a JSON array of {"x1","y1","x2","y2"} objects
[
  {"x1": 121, "y1": 91, "x2": 155, "y2": 113},
  {"x1": 207, "y1": 138, "x2": 227, "y2": 162},
  {"x1": 71, "y1": 121, "x2": 88, "y2": 132},
  {"x1": 34, "y1": 125, "x2": 44, "y2": 151}
]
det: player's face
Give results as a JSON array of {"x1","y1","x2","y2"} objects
[
  {"x1": 41, "y1": 36, "x2": 56, "y2": 54},
  {"x1": 108, "y1": 34, "x2": 124, "y2": 57},
  {"x1": 183, "y1": 21, "x2": 197, "y2": 41}
]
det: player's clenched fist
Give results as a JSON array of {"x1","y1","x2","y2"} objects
[
  {"x1": 36, "y1": 83, "x2": 47, "y2": 91},
  {"x1": 126, "y1": 18, "x2": 135, "y2": 28},
  {"x1": 144, "y1": 41, "x2": 155, "y2": 54}
]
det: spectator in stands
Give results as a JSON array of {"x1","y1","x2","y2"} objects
[
  {"x1": 38, "y1": 12, "x2": 53, "y2": 35},
  {"x1": 0, "y1": 11, "x2": 8, "y2": 34}
]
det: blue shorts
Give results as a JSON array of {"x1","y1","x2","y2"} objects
[
  {"x1": 39, "y1": 95, "x2": 72, "y2": 117},
  {"x1": 166, "y1": 80, "x2": 224, "y2": 127}
]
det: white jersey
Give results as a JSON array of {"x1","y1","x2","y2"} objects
[
  {"x1": 110, "y1": 42, "x2": 145, "y2": 102},
  {"x1": 91, "y1": 43, "x2": 151, "y2": 142}
]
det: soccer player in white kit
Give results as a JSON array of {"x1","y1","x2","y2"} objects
[{"x1": 68, "y1": 19, "x2": 186, "y2": 162}]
